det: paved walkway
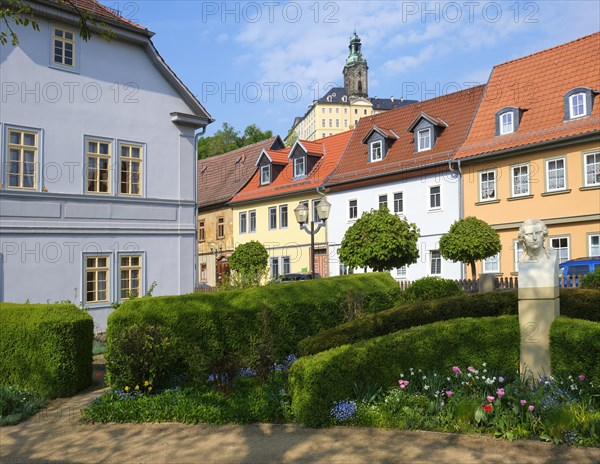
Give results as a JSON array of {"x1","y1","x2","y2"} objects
[{"x1": 2, "y1": 384, "x2": 599, "y2": 464}]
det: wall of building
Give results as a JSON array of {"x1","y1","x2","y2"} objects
[{"x1": 198, "y1": 207, "x2": 234, "y2": 286}]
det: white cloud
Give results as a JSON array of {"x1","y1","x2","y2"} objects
[{"x1": 216, "y1": 33, "x2": 228, "y2": 43}]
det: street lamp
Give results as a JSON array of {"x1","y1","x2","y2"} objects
[
  {"x1": 294, "y1": 198, "x2": 331, "y2": 278},
  {"x1": 208, "y1": 240, "x2": 223, "y2": 257}
]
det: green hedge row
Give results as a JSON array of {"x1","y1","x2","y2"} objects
[
  {"x1": 550, "y1": 317, "x2": 600, "y2": 383},
  {"x1": 290, "y1": 316, "x2": 521, "y2": 427},
  {"x1": 299, "y1": 289, "x2": 600, "y2": 356},
  {"x1": 0, "y1": 303, "x2": 93, "y2": 398},
  {"x1": 107, "y1": 273, "x2": 402, "y2": 388}
]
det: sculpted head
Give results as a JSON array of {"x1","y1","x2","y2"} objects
[{"x1": 518, "y1": 219, "x2": 549, "y2": 261}]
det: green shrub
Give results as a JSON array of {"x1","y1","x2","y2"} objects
[
  {"x1": 0, "y1": 303, "x2": 93, "y2": 398},
  {"x1": 107, "y1": 273, "x2": 401, "y2": 388},
  {"x1": 0, "y1": 385, "x2": 48, "y2": 426},
  {"x1": 581, "y1": 267, "x2": 600, "y2": 290},
  {"x1": 399, "y1": 276, "x2": 462, "y2": 304},
  {"x1": 550, "y1": 317, "x2": 600, "y2": 385},
  {"x1": 299, "y1": 289, "x2": 600, "y2": 356},
  {"x1": 290, "y1": 316, "x2": 521, "y2": 427}
]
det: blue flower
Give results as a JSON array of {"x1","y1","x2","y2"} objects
[{"x1": 330, "y1": 400, "x2": 357, "y2": 422}]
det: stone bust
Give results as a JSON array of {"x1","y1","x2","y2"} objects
[{"x1": 518, "y1": 219, "x2": 551, "y2": 262}]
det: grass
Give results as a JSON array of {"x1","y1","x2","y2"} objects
[{"x1": 0, "y1": 385, "x2": 48, "y2": 426}]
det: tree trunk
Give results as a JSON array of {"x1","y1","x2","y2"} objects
[{"x1": 470, "y1": 260, "x2": 477, "y2": 282}]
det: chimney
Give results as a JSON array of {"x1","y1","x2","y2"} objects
[{"x1": 390, "y1": 96, "x2": 395, "y2": 102}]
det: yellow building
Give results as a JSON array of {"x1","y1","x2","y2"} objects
[
  {"x1": 455, "y1": 32, "x2": 600, "y2": 277},
  {"x1": 230, "y1": 132, "x2": 353, "y2": 279},
  {"x1": 288, "y1": 32, "x2": 415, "y2": 142}
]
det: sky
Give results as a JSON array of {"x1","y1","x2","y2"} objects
[{"x1": 105, "y1": 0, "x2": 600, "y2": 138}]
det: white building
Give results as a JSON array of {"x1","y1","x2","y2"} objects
[{"x1": 0, "y1": 1, "x2": 212, "y2": 330}]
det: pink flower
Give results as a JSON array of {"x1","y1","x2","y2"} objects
[
  {"x1": 496, "y1": 388, "x2": 505, "y2": 398},
  {"x1": 467, "y1": 366, "x2": 475, "y2": 373},
  {"x1": 398, "y1": 380, "x2": 410, "y2": 389},
  {"x1": 528, "y1": 405, "x2": 535, "y2": 412},
  {"x1": 452, "y1": 366, "x2": 462, "y2": 375},
  {"x1": 487, "y1": 396, "x2": 495, "y2": 403},
  {"x1": 445, "y1": 391, "x2": 454, "y2": 397},
  {"x1": 520, "y1": 399, "x2": 527, "y2": 406},
  {"x1": 578, "y1": 374, "x2": 585, "y2": 381}
]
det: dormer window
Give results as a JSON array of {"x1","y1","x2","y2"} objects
[
  {"x1": 569, "y1": 93, "x2": 586, "y2": 119},
  {"x1": 417, "y1": 128, "x2": 431, "y2": 152},
  {"x1": 370, "y1": 140, "x2": 382, "y2": 162},
  {"x1": 293, "y1": 156, "x2": 306, "y2": 178},
  {"x1": 500, "y1": 111, "x2": 514, "y2": 134},
  {"x1": 260, "y1": 164, "x2": 271, "y2": 185},
  {"x1": 564, "y1": 87, "x2": 595, "y2": 120}
]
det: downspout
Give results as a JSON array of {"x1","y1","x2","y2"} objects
[
  {"x1": 448, "y1": 159, "x2": 465, "y2": 279},
  {"x1": 193, "y1": 127, "x2": 206, "y2": 286}
]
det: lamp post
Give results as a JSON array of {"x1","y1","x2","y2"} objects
[{"x1": 294, "y1": 198, "x2": 331, "y2": 278}]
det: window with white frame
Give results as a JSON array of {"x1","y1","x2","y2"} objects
[
  {"x1": 293, "y1": 156, "x2": 306, "y2": 178},
  {"x1": 270, "y1": 257, "x2": 280, "y2": 279},
  {"x1": 479, "y1": 170, "x2": 496, "y2": 201},
  {"x1": 378, "y1": 194, "x2": 388, "y2": 210},
  {"x1": 200, "y1": 263, "x2": 207, "y2": 282},
  {"x1": 417, "y1": 128, "x2": 432, "y2": 152},
  {"x1": 279, "y1": 205, "x2": 288, "y2": 228},
  {"x1": 500, "y1": 112, "x2": 514, "y2": 135},
  {"x1": 511, "y1": 164, "x2": 530, "y2": 196},
  {"x1": 282, "y1": 256, "x2": 291, "y2": 275},
  {"x1": 249, "y1": 210, "x2": 256, "y2": 233},
  {"x1": 396, "y1": 266, "x2": 407, "y2": 278},
  {"x1": 429, "y1": 186, "x2": 441, "y2": 209},
  {"x1": 514, "y1": 241, "x2": 523, "y2": 272},
  {"x1": 120, "y1": 255, "x2": 142, "y2": 299},
  {"x1": 393, "y1": 192, "x2": 403, "y2": 214},
  {"x1": 589, "y1": 234, "x2": 600, "y2": 257},
  {"x1": 7, "y1": 128, "x2": 37, "y2": 189},
  {"x1": 483, "y1": 253, "x2": 500, "y2": 273},
  {"x1": 370, "y1": 140, "x2": 383, "y2": 162},
  {"x1": 85, "y1": 256, "x2": 109, "y2": 303},
  {"x1": 546, "y1": 158, "x2": 566, "y2": 191},
  {"x1": 120, "y1": 143, "x2": 142, "y2": 195},
  {"x1": 550, "y1": 237, "x2": 570, "y2": 264},
  {"x1": 52, "y1": 26, "x2": 75, "y2": 67},
  {"x1": 239, "y1": 212, "x2": 247, "y2": 234},
  {"x1": 86, "y1": 139, "x2": 111, "y2": 194},
  {"x1": 216, "y1": 217, "x2": 225, "y2": 239},
  {"x1": 569, "y1": 93, "x2": 586, "y2": 119},
  {"x1": 199, "y1": 220, "x2": 205, "y2": 242},
  {"x1": 268, "y1": 207, "x2": 277, "y2": 230},
  {"x1": 260, "y1": 164, "x2": 271, "y2": 185},
  {"x1": 584, "y1": 152, "x2": 600, "y2": 186},
  {"x1": 349, "y1": 199, "x2": 358, "y2": 220},
  {"x1": 430, "y1": 250, "x2": 441, "y2": 275}
]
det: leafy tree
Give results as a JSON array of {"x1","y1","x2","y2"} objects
[
  {"x1": 338, "y1": 207, "x2": 420, "y2": 272},
  {"x1": 229, "y1": 241, "x2": 269, "y2": 287},
  {"x1": 285, "y1": 129, "x2": 298, "y2": 147},
  {"x1": 439, "y1": 216, "x2": 502, "y2": 281},
  {"x1": 1, "y1": 0, "x2": 113, "y2": 46},
  {"x1": 197, "y1": 122, "x2": 273, "y2": 159}
]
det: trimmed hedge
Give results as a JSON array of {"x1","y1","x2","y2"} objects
[
  {"x1": 299, "y1": 289, "x2": 600, "y2": 356},
  {"x1": 107, "y1": 273, "x2": 402, "y2": 388},
  {"x1": 550, "y1": 317, "x2": 600, "y2": 384},
  {"x1": 290, "y1": 316, "x2": 521, "y2": 427},
  {"x1": 0, "y1": 303, "x2": 93, "y2": 398}
]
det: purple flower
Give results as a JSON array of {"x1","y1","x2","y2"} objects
[
  {"x1": 578, "y1": 374, "x2": 585, "y2": 381},
  {"x1": 496, "y1": 388, "x2": 505, "y2": 398},
  {"x1": 445, "y1": 390, "x2": 454, "y2": 398},
  {"x1": 441, "y1": 400, "x2": 445, "y2": 407},
  {"x1": 330, "y1": 400, "x2": 357, "y2": 422},
  {"x1": 467, "y1": 366, "x2": 475, "y2": 373},
  {"x1": 528, "y1": 405, "x2": 535, "y2": 412},
  {"x1": 452, "y1": 366, "x2": 462, "y2": 376},
  {"x1": 498, "y1": 376, "x2": 505, "y2": 383},
  {"x1": 520, "y1": 399, "x2": 527, "y2": 406},
  {"x1": 487, "y1": 395, "x2": 495, "y2": 403}
]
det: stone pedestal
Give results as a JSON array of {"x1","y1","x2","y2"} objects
[
  {"x1": 478, "y1": 273, "x2": 495, "y2": 294},
  {"x1": 518, "y1": 253, "x2": 560, "y2": 384}
]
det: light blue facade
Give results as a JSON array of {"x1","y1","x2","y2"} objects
[{"x1": 0, "y1": 3, "x2": 212, "y2": 331}]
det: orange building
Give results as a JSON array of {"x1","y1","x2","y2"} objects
[{"x1": 455, "y1": 32, "x2": 600, "y2": 277}]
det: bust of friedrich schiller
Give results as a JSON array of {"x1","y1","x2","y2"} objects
[{"x1": 518, "y1": 219, "x2": 551, "y2": 263}]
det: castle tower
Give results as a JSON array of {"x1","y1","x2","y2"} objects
[{"x1": 343, "y1": 31, "x2": 368, "y2": 98}]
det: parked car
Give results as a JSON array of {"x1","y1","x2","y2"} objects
[
  {"x1": 279, "y1": 273, "x2": 321, "y2": 283},
  {"x1": 558, "y1": 257, "x2": 600, "y2": 287}
]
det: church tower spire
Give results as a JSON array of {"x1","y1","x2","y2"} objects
[{"x1": 343, "y1": 31, "x2": 368, "y2": 98}]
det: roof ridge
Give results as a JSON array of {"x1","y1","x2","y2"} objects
[{"x1": 494, "y1": 31, "x2": 600, "y2": 69}]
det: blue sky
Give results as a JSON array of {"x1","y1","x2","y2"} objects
[{"x1": 109, "y1": 1, "x2": 600, "y2": 137}]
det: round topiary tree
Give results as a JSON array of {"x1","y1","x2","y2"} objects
[
  {"x1": 229, "y1": 240, "x2": 269, "y2": 287},
  {"x1": 338, "y1": 207, "x2": 420, "y2": 272},
  {"x1": 439, "y1": 216, "x2": 502, "y2": 281}
]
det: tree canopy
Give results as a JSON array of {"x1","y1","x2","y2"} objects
[
  {"x1": 197, "y1": 123, "x2": 273, "y2": 159},
  {"x1": 338, "y1": 207, "x2": 420, "y2": 272},
  {"x1": 439, "y1": 216, "x2": 502, "y2": 281},
  {"x1": 229, "y1": 240, "x2": 269, "y2": 287}
]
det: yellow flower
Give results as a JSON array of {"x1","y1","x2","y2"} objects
[
  {"x1": 124, "y1": 386, "x2": 129, "y2": 392},
  {"x1": 135, "y1": 385, "x2": 140, "y2": 390},
  {"x1": 148, "y1": 386, "x2": 152, "y2": 392},
  {"x1": 144, "y1": 381, "x2": 149, "y2": 387}
]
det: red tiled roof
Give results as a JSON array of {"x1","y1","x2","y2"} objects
[
  {"x1": 230, "y1": 131, "x2": 353, "y2": 203},
  {"x1": 50, "y1": 0, "x2": 149, "y2": 32},
  {"x1": 456, "y1": 32, "x2": 600, "y2": 160},
  {"x1": 297, "y1": 140, "x2": 326, "y2": 156},
  {"x1": 198, "y1": 137, "x2": 283, "y2": 208},
  {"x1": 328, "y1": 86, "x2": 485, "y2": 186},
  {"x1": 260, "y1": 148, "x2": 290, "y2": 165}
]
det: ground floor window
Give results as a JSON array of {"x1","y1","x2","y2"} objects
[
  {"x1": 85, "y1": 256, "x2": 109, "y2": 303},
  {"x1": 483, "y1": 253, "x2": 500, "y2": 273},
  {"x1": 120, "y1": 255, "x2": 142, "y2": 299},
  {"x1": 550, "y1": 237, "x2": 570, "y2": 264},
  {"x1": 430, "y1": 250, "x2": 441, "y2": 275}
]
